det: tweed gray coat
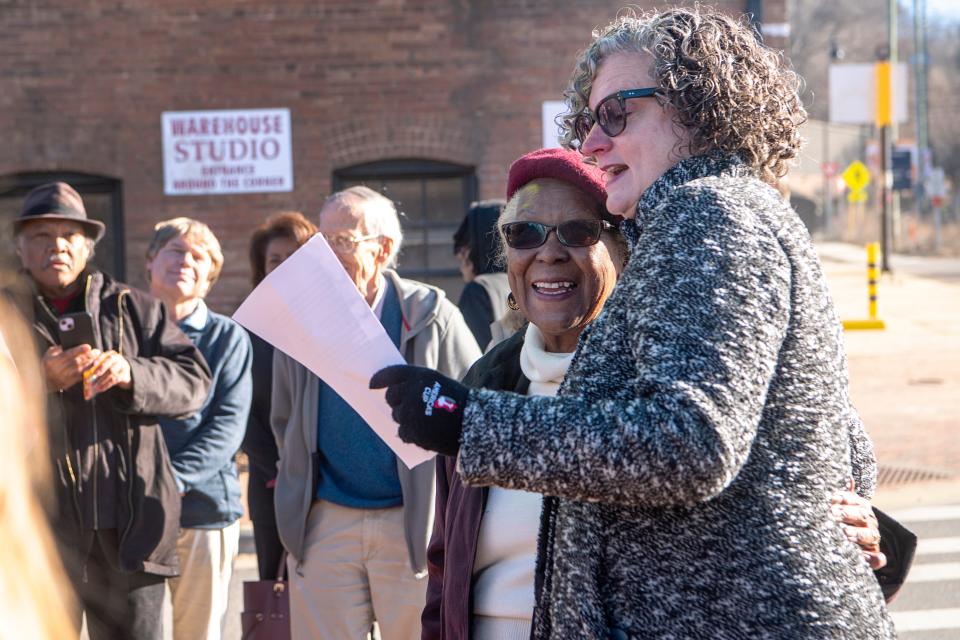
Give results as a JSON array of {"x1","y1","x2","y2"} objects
[{"x1": 457, "y1": 153, "x2": 895, "y2": 639}]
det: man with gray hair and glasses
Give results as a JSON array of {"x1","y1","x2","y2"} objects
[{"x1": 271, "y1": 186, "x2": 480, "y2": 639}]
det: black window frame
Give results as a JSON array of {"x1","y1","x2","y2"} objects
[{"x1": 332, "y1": 159, "x2": 477, "y2": 282}]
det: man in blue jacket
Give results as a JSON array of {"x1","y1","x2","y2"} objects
[{"x1": 146, "y1": 217, "x2": 252, "y2": 640}]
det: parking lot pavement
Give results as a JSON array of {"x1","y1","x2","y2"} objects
[{"x1": 817, "y1": 242, "x2": 960, "y2": 480}]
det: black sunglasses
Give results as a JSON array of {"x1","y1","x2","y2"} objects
[
  {"x1": 572, "y1": 87, "x2": 659, "y2": 149},
  {"x1": 501, "y1": 219, "x2": 617, "y2": 250}
]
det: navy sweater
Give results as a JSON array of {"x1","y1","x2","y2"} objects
[{"x1": 160, "y1": 301, "x2": 253, "y2": 529}]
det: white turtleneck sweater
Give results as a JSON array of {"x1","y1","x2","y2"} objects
[{"x1": 471, "y1": 324, "x2": 574, "y2": 638}]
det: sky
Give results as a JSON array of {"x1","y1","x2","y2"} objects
[{"x1": 925, "y1": 0, "x2": 960, "y2": 21}]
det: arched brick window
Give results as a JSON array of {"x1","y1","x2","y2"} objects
[
  {"x1": 333, "y1": 159, "x2": 477, "y2": 297},
  {"x1": 0, "y1": 172, "x2": 125, "y2": 279}
]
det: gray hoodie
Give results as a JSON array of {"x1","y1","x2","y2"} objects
[{"x1": 271, "y1": 269, "x2": 480, "y2": 574}]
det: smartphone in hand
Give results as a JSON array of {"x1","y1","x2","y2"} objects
[{"x1": 57, "y1": 312, "x2": 97, "y2": 350}]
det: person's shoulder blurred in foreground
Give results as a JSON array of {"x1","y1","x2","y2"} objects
[
  {"x1": 0, "y1": 288, "x2": 77, "y2": 639},
  {"x1": 375, "y1": 8, "x2": 897, "y2": 639},
  {"x1": 243, "y1": 211, "x2": 317, "y2": 581},
  {"x1": 4, "y1": 181, "x2": 211, "y2": 639}
]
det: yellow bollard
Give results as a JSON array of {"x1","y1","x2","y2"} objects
[{"x1": 842, "y1": 242, "x2": 886, "y2": 330}]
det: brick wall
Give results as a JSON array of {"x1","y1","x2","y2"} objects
[{"x1": 0, "y1": 0, "x2": 785, "y2": 311}]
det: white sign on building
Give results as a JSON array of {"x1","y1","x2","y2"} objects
[{"x1": 162, "y1": 108, "x2": 293, "y2": 196}]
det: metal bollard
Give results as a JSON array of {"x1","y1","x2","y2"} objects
[{"x1": 842, "y1": 242, "x2": 886, "y2": 330}]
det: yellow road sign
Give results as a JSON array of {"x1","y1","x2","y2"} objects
[
  {"x1": 848, "y1": 190, "x2": 868, "y2": 203},
  {"x1": 842, "y1": 160, "x2": 871, "y2": 192}
]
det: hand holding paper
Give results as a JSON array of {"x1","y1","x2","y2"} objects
[
  {"x1": 369, "y1": 364, "x2": 469, "y2": 457},
  {"x1": 233, "y1": 234, "x2": 435, "y2": 468}
]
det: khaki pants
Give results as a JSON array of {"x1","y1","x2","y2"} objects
[
  {"x1": 288, "y1": 500, "x2": 427, "y2": 640},
  {"x1": 167, "y1": 521, "x2": 241, "y2": 640}
]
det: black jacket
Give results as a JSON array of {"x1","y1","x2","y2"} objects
[
  {"x1": 453, "y1": 201, "x2": 508, "y2": 351},
  {"x1": 242, "y1": 331, "x2": 280, "y2": 523},
  {"x1": 457, "y1": 273, "x2": 510, "y2": 352},
  {"x1": 9, "y1": 271, "x2": 211, "y2": 576}
]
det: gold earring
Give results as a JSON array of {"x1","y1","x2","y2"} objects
[{"x1": 507, "y1": 292, "x2": 520, "y2": 311}]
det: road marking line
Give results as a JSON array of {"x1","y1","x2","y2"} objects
[
  {"x1": 917, "y1": 537, "x2": 960, "y2": 555},
  {"x1": 890, "y1": 608, "x2": 960, "y2": 632},
  {"x1": 905, "y1": 562, "x2": 960, "y2": 582},
  {"x1": 889, "y1": 505, "x2": 960, "y2": 523}
]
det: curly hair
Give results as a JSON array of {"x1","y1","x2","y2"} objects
[
  {"x1": 248, "y1": 211, "x2": 317, "y2": 286},
  {"x1": 559, "y1": 7, "x2": 807, "y2": 183}
]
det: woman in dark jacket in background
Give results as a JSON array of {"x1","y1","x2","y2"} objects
[
  {"x1": 453, "y1": 200, "x2": 511, "y2": 351},
  {"x1": 243, "y1": 211, "x2": 316, "y2": 579}
]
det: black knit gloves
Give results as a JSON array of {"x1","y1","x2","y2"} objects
[{"x1": 369, "y1": 365, "x2": 469, "y2": 457}]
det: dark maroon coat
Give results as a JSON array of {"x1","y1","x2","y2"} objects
[{"x1": 422, "y1": 330, "x2": 528, "y2": 640}]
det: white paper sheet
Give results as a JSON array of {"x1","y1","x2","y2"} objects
[{"x1": 232, "y1": 234, "x2": 435, "y2": 468}]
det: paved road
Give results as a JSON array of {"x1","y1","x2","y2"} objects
[
  {"x1": 816, "y1": 242, "x2": 960, "y2": 283},
  {"x1": 216, "y1": 508, "x2": 960, "y2": 639},
  {"x1": 221, "y1": 529, "x2": 257, "y2": 640},
  {"x1": 816, "y1": 242, "x2": 960, "y2": 478},
  {"x1": 888, "y1": 504, "x2": 960, "y2": 639}
]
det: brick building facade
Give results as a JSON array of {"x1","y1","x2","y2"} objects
[{"x1": 1, "y1": 0, "x2": 786, "y2": 310}]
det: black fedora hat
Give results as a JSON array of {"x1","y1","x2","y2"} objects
[{"x1": 13, "y1": 182, "x2": 106, "y2": 242}]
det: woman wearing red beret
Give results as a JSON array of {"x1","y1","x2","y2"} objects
[
  {"x1": 417, "y1": 148, "x2": 893, "y2": 640},
  {"x1": 376, "y1": 8, "x2": 898, "y2": 638}
]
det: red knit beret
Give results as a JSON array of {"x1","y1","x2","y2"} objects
[{"x1": 505, "y1": 148, "x2": 610, "y2": 218}]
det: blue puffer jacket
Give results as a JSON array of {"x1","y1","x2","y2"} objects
[{"x1": 160, "y1": 301, "x2": 252, "y2": 529}]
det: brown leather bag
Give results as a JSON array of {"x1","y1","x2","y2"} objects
[{"x1": 241, "y1": 551, "x2": 290, "y2": 640}]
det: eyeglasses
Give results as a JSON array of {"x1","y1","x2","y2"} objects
[
  {"x1": 572, "y1": 87, "x2": 659, "y2": 149},
  {"x1": 500, "y1": 219, "x2": 617, "y2": 250},
  {"x1": 323, "y1": 233, "x2": 381, "y2": 253}
]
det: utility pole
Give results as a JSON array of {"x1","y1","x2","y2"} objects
[
  {"x1": 913, "y1": 0, "x2": 930, "y2": 219},
  {"x1": 875, "y1": 0, "x2": 897, "y2": 273},
  {"x1": 889, "y1": 0, "x2": 902, "y2": 254},
  {"x1": 824, "y1": 40, "x2": 845, "y2": 237},
  {"x1": 876, "y1": 47, "x2": 892, "y2": 273}
]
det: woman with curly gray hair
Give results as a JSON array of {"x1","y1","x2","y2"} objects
[{"x1": 373, "y1": 7, "x2": 895, "y2": 638}]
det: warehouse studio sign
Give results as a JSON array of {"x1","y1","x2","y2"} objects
[{"x1": 162, "y1": 108, "x2": 293, "y2": 195}]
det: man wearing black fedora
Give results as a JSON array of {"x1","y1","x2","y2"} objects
[{"x1": 7, "y1": 181, "x2": 212, "y2": 639}]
